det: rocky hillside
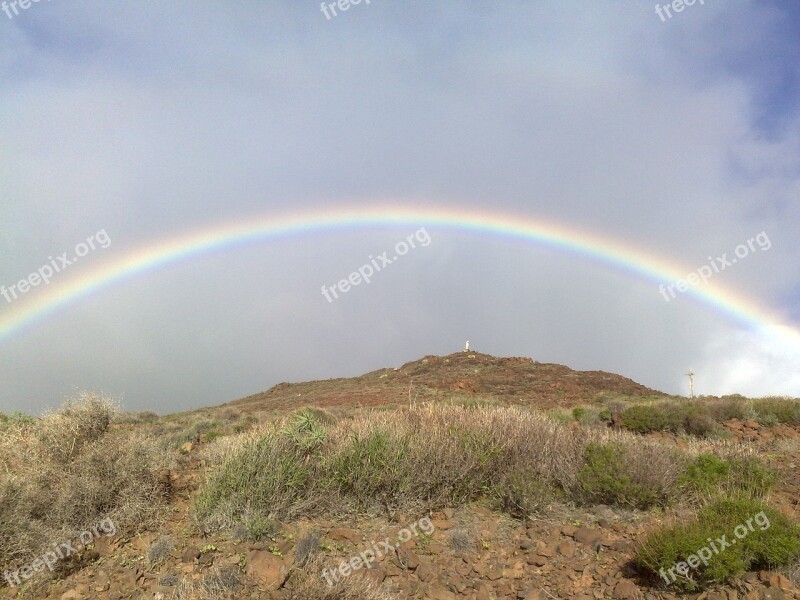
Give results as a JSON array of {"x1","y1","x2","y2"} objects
[{"x1": 228, "y1": 351, "x2": 666, "y2": 415}]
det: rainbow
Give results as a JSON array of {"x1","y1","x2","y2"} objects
[{"x1": 1, "y1": 204, "x2": 798, "y2": 348}]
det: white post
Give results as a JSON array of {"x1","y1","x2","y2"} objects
[
  {"x1": 686, "y1": 370, "x2": 695, "y2": 399},
  {"x1": 465, "y1": 340, "x2": 469, "y2": 352}
]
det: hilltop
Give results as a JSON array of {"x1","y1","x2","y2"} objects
[{"x1": 227, "y1": 351, "x2": 667, "y2": 416}]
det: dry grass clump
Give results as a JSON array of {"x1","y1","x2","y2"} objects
[
  {"x1": 750, "y1": 396, "x2": 800, "y2": 426},
  {"x1": 283, "y1": 555, "x2": 399, "y2": 600},
  {"x1": 170, "y1": 567, "x2": 241, "y2": 600},
  {"x1": 449, "y1": 528, "x2": 476, "y2": 552},
  {"x1": 147, "y1": 537, "x2": 175, "y2": 568},
  {"x1": 194, "y1": 403, "x2": 684, "y2": 531},
  {"x1": 114, "y1": 410, "x2": 160, "y2": 425},
  {"x1": 168, "y1": 557, "x2": 394, "y2": 600},
  {"x1": 0, "y1": 393, "x2": 173, "y2": 573}
]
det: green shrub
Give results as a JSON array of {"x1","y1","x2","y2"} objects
[
  {"x1": 679, "y1": 454, "x2": 777, "y2": 500},
  {"x1": 752, "y1": 397, "x2": 800, "y2": 425},
  {"x1": 621, "y1": 405, "x2": 667, "y2": 433},
  {"x1": 598, "y1": 409, "x2": 613, "y2": 423},
  {"x1": 0, "y1": 411, "x2": 36, "y2": 429},
  {"x1": 636, "y1": 498, "x2": 800, "y2": 591},
  {"x1": 577, "y1": 443, "x2": 664, "y2": 509},
  {"x1": 324, "y1": 430, "x2": 414, "y2": 503},
  {"x1": 193, "y1": 430, "x2": 314, "y2": 530},
  {"x1": 282, "y1": 409, "x2": 328, "y2": 451},
  {"x1": 572, "y1": 408, "x2": 587, "y2": 421}
]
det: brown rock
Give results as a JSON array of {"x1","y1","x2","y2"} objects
[
  {"x1": 416, "y1": 560, "x2": 435, "y2": 582},
  {"x1": 612, "y1": 580, "x2": 639, "y2": 599},
  {"x1": 572, "y1": 527, "x2": 603, "y2": 549},
  {"x1": 475, "y1": 584, "x2": 493, "y2": 600},
  {"x1": 246, "y1": 550, "x2": 288, "y2": 589},
  {"x1": 328, "y1": 528, "x2": 362, "y2": 545},
  {"x1": 426, "y1": 585, "x2": 456, "y2": 600}
]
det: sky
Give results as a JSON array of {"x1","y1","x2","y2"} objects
[{"x1": 1, "y1": 0, "x2": 799, "y2": 415}]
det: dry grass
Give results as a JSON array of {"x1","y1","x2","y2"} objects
[
  {"x1": 283, "y1": 555, "x2": 399, "y2": 600},
  {"x1": 0, "y1": 393, "x2": 174, "y2": 576},
  {"x1": 194, "y1": 403, "x2": 685, "y2": 530}
]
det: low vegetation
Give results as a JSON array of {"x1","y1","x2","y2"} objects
[
  {"x1": 559, "y1": 395, "x2": 800, "y2": 439},
  {"x1": 0, "y1": 393, "x2": 173, "y2": 575},
  {"x1": 636, "y1": 498, "x2": 800, "y2": 591},
  {"x1": 194, "y1": 404, "x2": 683, "y2": 531},
  {"x1": 678, "y1": 453, "x2": 778, "y2": 502}
]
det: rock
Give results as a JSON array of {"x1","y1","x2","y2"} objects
[
  {"x1": 431, "y1": 519, "x2": 452, "y2": 531},
  {"x1": 246, "y1": 550, "x2": 288, "y2": 589},
  {"x1": 572, "y1": 527, "x2": 603, "y2": 549},
  {"x1": 180, "y1": 546, "x2": 200, "y2": 563},
  {"x1": 561, "y1": 524, "x2": 577, "y2": 537},
  {"x1": 760, "y1": 590, "x2": 785, "y2": 600},
  {"x1": 768, "y1": 574, "x2": 793, "y2": 590},
  {"x1": 612, "y1": 580, "x2": 639, "y2": 599},
  {"x1": 416, "y1": 560, "x2": 435, "y2": 582},
  {"x1": 328, "y1": 528, "x2": 362, "y2": 545},
  {"x1": 426, "y1": 585, "x2": 456, "y2": 600}
]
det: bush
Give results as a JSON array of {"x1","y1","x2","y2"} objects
[
  {"x1": 0, "y1": 393, "x2": 172, "y2": 574},
  {"x1": 679, "y1": 454, "x2": 777, "y2": 500},
  {"x1": 752, "y1": 397, "x2": 800, "y2": 426},
  {"x1": 572, "y1": 408, "x2": 587, "y2": 421},
  {"x1": 621, "y1": 405, "x2": 667, "y2": 433},
  {"x1": 577, "y1": 443, "x2": 666, "y2": 509},
  {"x1": 194, "y1": 404, "x2": 684, "y2": 531},
  {"x1": 636, "y1": 499, "x2": 800, "y2": 591},
  {"x1": 706, "y1": 398, "x2": 749, "y2": 422},
  {"x1": 661, "y1": 402, "x2": 714, "y2": 435},
  {"x1": 492, "y1": 469, "x2": 556, "y2": 519}
]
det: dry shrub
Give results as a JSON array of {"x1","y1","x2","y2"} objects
[
  {"x1": 283, "y1": 555, "x2": 399, "y2": 600},
  {"x1": 0, "y1": 393, "x2": 173, "y2": 574},
  {"x1": 706, "y1": 397, "x2": 750, "y2": 422},
  {"x1": 195, "y1": 403, "x2": 684, "y2": 530},
  {"x1": 170, "y1": 567, "x2": 241, "y2": 600}
]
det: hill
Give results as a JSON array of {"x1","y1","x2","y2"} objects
[{"x1": 227, "y1": 351, "x2": 667, "y2": 415}]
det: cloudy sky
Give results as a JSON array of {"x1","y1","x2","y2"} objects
[{"x1": 1, "y1": 0, "x2": 799, "y2": 415}]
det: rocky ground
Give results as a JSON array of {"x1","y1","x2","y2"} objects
[{"x1": 5, "y1": 420, "x2": 798, "y2": 600}]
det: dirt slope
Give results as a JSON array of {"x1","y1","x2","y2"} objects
[{"x1": 226, "y1": 351, "x2": 666, "y2": 416}]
